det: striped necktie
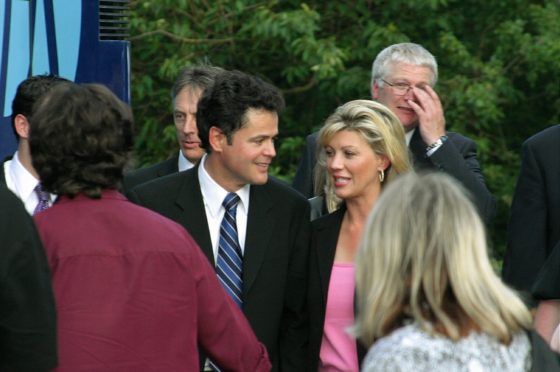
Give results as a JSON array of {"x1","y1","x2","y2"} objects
[
  {"x1": 216, "y1": 192, "x2": 243, "y2": 307},
  {"x1": 33, "y1": 183, "x2": 50, "y2": 215},
  {"x1": 208, "y1": 193, "x2": 243, "y2": 371}
]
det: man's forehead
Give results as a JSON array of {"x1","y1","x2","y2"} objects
[{"x1": 387, "y1": 63, "x2": 433, "y2": 83}]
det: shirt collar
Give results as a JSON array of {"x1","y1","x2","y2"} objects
[
  {"x1": 198, "y1": 154, "x2": 250, "y2": 219},
  {"x1": 9, "y1": 151, "x2": 41, "y2": 200},
  {"x1": 177, "y1": 151, "x2": 195, "y2": 172},
  {"x1": 405, "y1": 128, "x2": 415, "y2": 146}
]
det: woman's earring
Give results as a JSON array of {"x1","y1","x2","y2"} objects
[{"x1": 379, "y1": 169, "x2": 385, "y2": 183}]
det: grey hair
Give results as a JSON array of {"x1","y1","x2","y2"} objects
[
  {"x1": 371, "y1": 43, "x2": 438, "y2": 88},
  {"x1": 171, "y1": 65, "x2": 225, "y2": 101}
]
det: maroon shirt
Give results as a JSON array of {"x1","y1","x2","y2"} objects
[{"x1": 34, "y1": 190, "x2": 270, "y2": 371}]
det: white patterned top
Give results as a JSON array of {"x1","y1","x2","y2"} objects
[{"x1": 362, "y1": 323, "x2": 531, "y2": 372}]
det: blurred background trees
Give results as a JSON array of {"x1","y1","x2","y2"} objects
[{"x1": 129, "y1": 0, "x2": 560, "y2": 260}]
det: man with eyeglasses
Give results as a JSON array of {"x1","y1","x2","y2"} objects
[
  {"x1": 293, "y1": 42, "x2": 495, "y2": 225},
  {"x1": 122, "y1": 65, "x2": 224, "y2": 192}
]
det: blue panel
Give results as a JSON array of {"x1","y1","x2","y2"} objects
[
  {"x1": 52, "y1": 0, "x2": 80, "y2": 80},
  {"x1": 31, "y1": 0, "x2": 49, "y2": 75},
  {"x1": 4, "y1": 0, "x2": 30, "y2": 117}
]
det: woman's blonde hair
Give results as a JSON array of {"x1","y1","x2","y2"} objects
[
  {"x1": 354, "y1": 172, "x2": 532, "y2": 346},
  {"x1": 313, "y1": 99, "x2": 411, "y2": 212}
]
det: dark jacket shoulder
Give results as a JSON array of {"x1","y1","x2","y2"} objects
[{"x1": 122, "y1": 156, "x2": 178, "y2": 193}]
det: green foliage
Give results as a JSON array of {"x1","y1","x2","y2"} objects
[{"x1": 130, "y1": 0, "x2": 560, "y2": 260}]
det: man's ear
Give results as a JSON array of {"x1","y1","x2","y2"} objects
[
  {"x1": 371, "y1": 81, "x2": 380, "y2": 100},
  {"x1": 14, "y1": 114, "x2": 30, "y2": 140},
  {"x1": 208, "y1": 126, "x2": 225, "y2": 153}
]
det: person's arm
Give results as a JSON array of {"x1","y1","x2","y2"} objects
[
  {"x1": 429, "y1": 137, "x2": 496, "y2": 225},
  {"x1": 535, "y1": 300, "x2": 560, "y2": 348},
  {"x1": 409, "y1": 85, "x2": 495, "y2": 224},
  {"x1": 503, "y1": 139, "x2": 548, "y2": 292},
  {"x1": 190, "y1": 235, "x2": 271, "y2": 372},
  {"x1": 0, "y1": 189, "x2": 57, "y2": 371}
]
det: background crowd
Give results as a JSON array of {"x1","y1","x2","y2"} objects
[{"x1": 1, "y1": 5, "x2": 560, "y2": 369}]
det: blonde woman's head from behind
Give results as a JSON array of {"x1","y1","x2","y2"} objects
[{"x1": 354, "y1": 172, "x2": 532, "y2": 346}]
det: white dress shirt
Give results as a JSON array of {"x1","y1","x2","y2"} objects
[
  {"x1": 3, "y1": 151, "x2": 54, "y2": 215},
  {"x1": 177, "y1": 151, "x2": 196, "y2": 172},
  {"x1": 198, "y1": 154, "x2": 250, "y2": 263}
]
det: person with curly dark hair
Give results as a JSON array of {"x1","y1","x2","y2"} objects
[{"x1": 29, "y1": 82, "x2": 271, "y2": 371}]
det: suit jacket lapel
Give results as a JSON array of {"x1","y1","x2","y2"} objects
[
  {"x1": 173, "y1": 166, "x2": 214, "y2": 264},
  {"x1": 243, "y1": 184, "x2": 275, "y2": 295},
  {"x1": 315, "y1": 207, "x2": 345, "y2": 307},
  {"x1": 409, "y1": 128, "x2": 431, "y2": 169}
]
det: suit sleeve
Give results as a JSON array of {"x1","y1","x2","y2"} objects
[
  {"x1": 429, "y1": 136, "x2": 496, "y2": 225},
  {"x1": 503, "y1": 139, "x2": 549, "y2": 293},
  {"x1": 190, "y1": 235, "x2": 272, "y2": 372},
  {"x1": 279, "y1": 199, "x2": 311, "y2": 370},
  {"x1": 292, "y1": 133, "x2": 318, "y2": 198},
  {"x1": 0, "y1": 189, "x2": 58, "y2": 371}
]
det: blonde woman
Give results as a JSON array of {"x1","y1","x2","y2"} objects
[
  {"x1": 355, "y1": 172, "x2": 559, "y2": 371},
  {"x1": 307, "y1": 99, "x2": 411, "y2": 371}
]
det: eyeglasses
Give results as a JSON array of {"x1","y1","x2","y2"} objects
[{"x1": 381, "y1": 79, "x2": 415, "y2": 96}]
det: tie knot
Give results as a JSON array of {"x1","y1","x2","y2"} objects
[
  {"x1": 34, "y1": 183, "x2": 50, "y2": 202},
  {"x1": 223, "y1": 192, "x2": 240, "y2": 211}
]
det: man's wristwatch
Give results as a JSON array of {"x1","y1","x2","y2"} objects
[{"x1": 426, "y1": 135, "x2": 448, "y2": 156}]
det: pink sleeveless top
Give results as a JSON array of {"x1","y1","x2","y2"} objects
[{"x1": 319, "y1": 262, "x2": 359, "y2": 372}]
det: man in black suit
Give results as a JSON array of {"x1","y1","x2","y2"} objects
[
  {"x1": 503, "y1": 124, "x2": 560, "y2": 293},
  {"x1": 0, "y1": 186, "x2": 57, "y2": 370},
  {"x1": 293, "y1": 43, "x2": 495, "y2": 225},
  {"x1": 122, "y1": 65, "x2": 223, "y2": 191},
  {"x1": 502, "y1": 125, "x2": 560, "y2": 345},
  {"x1": 128, "y1": 70, "x2": 310, "y2": 371}
]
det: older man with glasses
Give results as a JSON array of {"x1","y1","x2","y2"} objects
[{"x1": 293, "y1": 42, "x2": 496, "y2": 225}]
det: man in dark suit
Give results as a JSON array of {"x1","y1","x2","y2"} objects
[
  {"x1": 293, "y1": 43, "x2": 495, "y2": 225},
  {"x1": 503, "y1": 124, "x2": 560, "y2": 294},
  {"x1": 128, "y1": 70, "x2": 310, "y2": 371},
  {"x1": 122, "y1": 65, "x2": 223, "y2": 192}
]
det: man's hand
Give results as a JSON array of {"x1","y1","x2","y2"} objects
[{"x1": 407, "y1": 85, "x2": 446, "y2": 145}]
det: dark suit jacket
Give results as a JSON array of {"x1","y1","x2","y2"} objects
[
  {"x1": 308, "y1": 206, "x2": 366, "y2": 371},
  {"x1": 503, "y1": 124, "x2": 560, "y2": 294},
  {"x1": 127, "y1": 165, "x2": 311, "y2": 372},
  {"x1": 1, "y1": 156, "x2": 11, "y2": 186},
  {"x1": 122, "y1": 154, "x2": 178, "y2": 193},
  {"x1": 0, "y1": 186, "x2": 57, "y2": 371},
  {"x1": 292, "y1": 129, "x2": 496, "y2": 225}
]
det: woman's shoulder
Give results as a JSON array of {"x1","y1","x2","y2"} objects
[{"x1": 361, "y1": 323, "x2": 531, "y2": 372}]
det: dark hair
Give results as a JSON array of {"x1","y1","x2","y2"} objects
[
  {"x1": 196, "y1": 70, "x2": 285, "y2": 152},
  {"x1": 171, "y1": 65, "x2": 225, "y2": 100},
  {"x1": 29, "y1": 83, "x2": 134, "y2": 198},
  {"x1": 11, "y1": 74, "x2": 69, "y2": 138}
]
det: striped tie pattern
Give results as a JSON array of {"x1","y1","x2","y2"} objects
[
  {"x1": 33, "y1": 183, "x2": 50, "y2": 215},
  {"x1": 208, "y1": 193, "x2": 243, "y2": 371},
  {"x1": 216, "y1": 192, "x2": 243, "y2": 307}
]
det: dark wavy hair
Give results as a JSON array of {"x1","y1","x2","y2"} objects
[
  {"x1": 11, "y1": 74, "x2": 69, "y2": 139},
  {"x1": 196, "y1": 70, "x2": 285, "y2": 152},
  {"x1": 29, "y1": 83, "x2": 134, "y2": 198}
]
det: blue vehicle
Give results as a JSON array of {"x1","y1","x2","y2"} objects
[{"x1": 0, "y1": 0, "x2": 130, "y2": 159}]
